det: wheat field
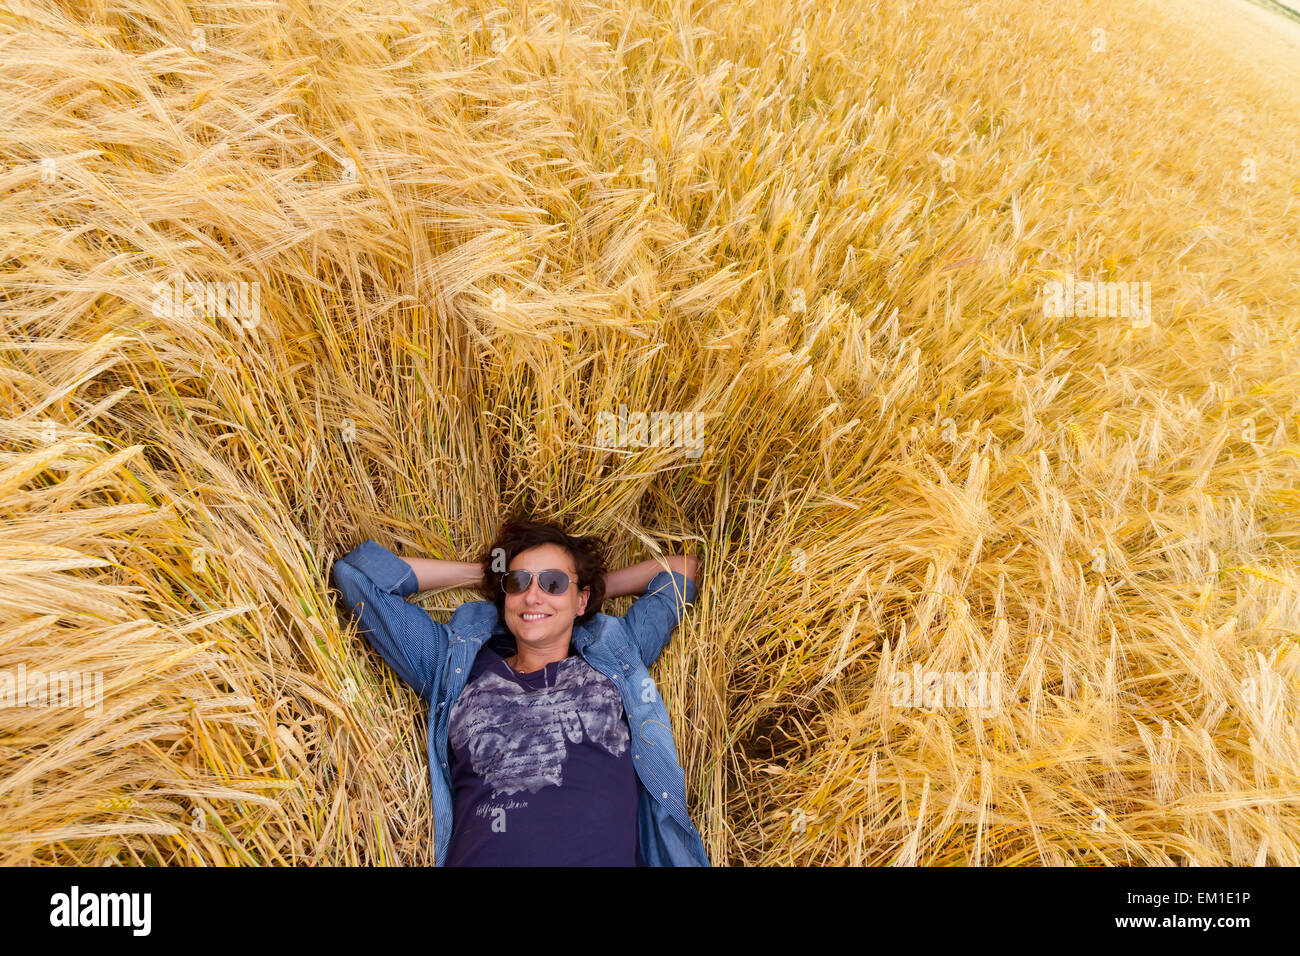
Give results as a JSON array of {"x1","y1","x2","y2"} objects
[{"x1": 2, "y1": 0, "x2": 1298, "y2": 865}]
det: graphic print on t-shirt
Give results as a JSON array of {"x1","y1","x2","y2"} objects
[{"x1": 449, "y1": 655, "x2": 629, "y2": 796}]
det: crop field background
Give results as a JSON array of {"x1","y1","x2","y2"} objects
[{"x1": 2, "y1": 0, "x2": 1298, "y2": 865}]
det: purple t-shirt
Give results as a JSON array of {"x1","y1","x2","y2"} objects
[{"x1": 444, "y1": 632, "x2": 642, "y2": 866}]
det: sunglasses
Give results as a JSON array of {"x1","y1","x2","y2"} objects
[{"x1": 501, "y1": 569, "x2": 575, "y2": 595}]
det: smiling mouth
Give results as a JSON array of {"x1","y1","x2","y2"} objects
[{"x1": 520, "y1": 613, "x2": 550, "y2": 622}]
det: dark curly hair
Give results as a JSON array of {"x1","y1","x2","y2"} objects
[{"x1": 474, "y1": 511, "x2": 608, "y2": 626}]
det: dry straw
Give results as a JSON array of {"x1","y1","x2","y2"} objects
[{"x1": 2, "y1": 0, "x2": 1298, "y2": 864}]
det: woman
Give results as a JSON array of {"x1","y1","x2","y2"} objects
[{"x1": 330, "y1": 512, "x2": 709, "y2": 866}]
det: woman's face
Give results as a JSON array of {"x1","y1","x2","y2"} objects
[{"x1": 503, "y1": 544, "x2": 590, "y2": 649}]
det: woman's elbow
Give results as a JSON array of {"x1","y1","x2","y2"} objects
[{"x1": 676, "y1": 555, "x2": 699, "y2": 582}]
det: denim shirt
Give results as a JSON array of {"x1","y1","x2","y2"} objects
[{"x1": 330, "y1": 539, "x2": 710, "y2": 866}]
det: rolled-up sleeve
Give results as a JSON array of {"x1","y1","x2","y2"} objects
[
  {"x1": 623, "y1": 569, "x2": 698, "y2": 668},
  {"x1": 330, "y1": 538, "x2": 448, "y2": 701}
]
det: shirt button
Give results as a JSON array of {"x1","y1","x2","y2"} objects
[
  {"x1": 661, "y1": 792, "x2": 668, "y2": 799},
  {"x1": 454, "y1": 667, "x2": 461, "y2": 673},
  {"x1": 441, "y1": 762, "x2": 447, "y2": 768}
]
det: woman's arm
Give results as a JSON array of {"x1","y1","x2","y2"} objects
[
  {"x1": 398, "y1": 556, "x2": 484, "y2": 593},
  {"x1": 331, "y1": 540, "x2": 449, "y2": 699},
  {"x1": 605, "y1": 555, "x2": 698, "y2": 599}
]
